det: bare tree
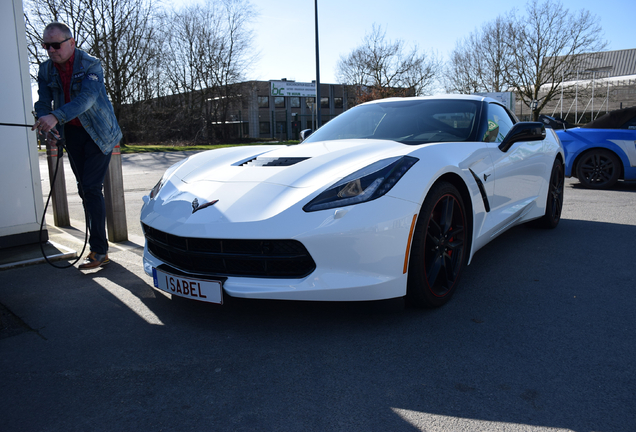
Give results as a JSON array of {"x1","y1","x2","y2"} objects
[
  {"x1": 84, "y1": 0, "x2": 159, "y2": 119},
  {"x1": 506, "y1": 0, "x2": 606, "y2": 120},
  {"x1": 479, "y1": 16, "x2": 513, "y2": 93},
  {"x1": 445, "y1": 16, "x2": 513, "y2": 94},
  {"x1": 445, "y1": 37, "x2": 482, "y2": 95},
  {"x1": 161, "y1": 0, "x2": 257, "y2": 143},
  {"x1": 23, "y1": 0, "x2": 160, "y2": 121},
  {"x1": 23, "y1": 0, "x2": 91, "y2": 77},
  {"x1": 336, "y1": 24, "x2": 440, "y2": 104}
]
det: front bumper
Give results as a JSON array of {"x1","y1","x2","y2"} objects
[{"x1": 141, "y1": 196, "x2": 420, "y2": 302}]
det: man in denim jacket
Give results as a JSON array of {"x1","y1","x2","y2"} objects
[{"x1": 34, "y1": 22, "x2": 122, "y2": 270}]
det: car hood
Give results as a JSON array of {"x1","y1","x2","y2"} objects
[
  {"x1": 173, "y1": 139, "x2": 409, "y2": 188},
  {"x1": 143, "y1": 139, "x2": 416, "y2": 227}
]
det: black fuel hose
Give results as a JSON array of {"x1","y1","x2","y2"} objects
[{"x1": 39, "y1": 136, "x2": 87, "y2": 268}]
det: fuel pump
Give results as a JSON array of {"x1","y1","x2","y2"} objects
[{"x1": 0, "y1": 122, "x2": 87, "y2": 268}]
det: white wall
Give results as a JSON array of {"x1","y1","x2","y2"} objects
[{"x1": 0, "y1": 0, "x2": 45, "y2": 246}]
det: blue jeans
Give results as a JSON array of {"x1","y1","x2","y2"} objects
[{"x1": 64, "y1": 126, "x2": 112, "y2": 254}]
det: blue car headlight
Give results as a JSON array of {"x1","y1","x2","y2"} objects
[{"x1": 303, "y1": 156, "x2": 418, "y2": 212}]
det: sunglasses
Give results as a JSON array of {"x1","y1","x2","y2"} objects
[{"x1": 42, "y1": 37, "x2": 71, "y2": 50}]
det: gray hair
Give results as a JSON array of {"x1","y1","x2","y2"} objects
[{"x1": 43, "y1": 23, "x2": 73, "y2": 39}]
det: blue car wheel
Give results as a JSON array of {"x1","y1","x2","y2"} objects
[{"x1": 575, "y1": 149, "x2": 621, "y2": 189}]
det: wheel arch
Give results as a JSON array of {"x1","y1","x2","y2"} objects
[
  {"x1": 406, "y1": 174, "x2": 474, "y2": 308},
  {"x1": 427, "y1": 172, "x2": 474, "y2": 259}
]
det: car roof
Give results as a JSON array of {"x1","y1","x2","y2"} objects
[
  {"x1": 362, "y1": 94, "x2": 494, "y2": 105},
  {"x1": 581, "y1": 106, "x2": 636, "y2": 129}
]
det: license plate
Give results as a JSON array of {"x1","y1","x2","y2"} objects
[{"x1": 152, "y1": 268, "x2": 223, "y2": 304}]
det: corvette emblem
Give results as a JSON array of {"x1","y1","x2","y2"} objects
[{"x1": 192, "y1": 198, "x2": 219, "y2": 214}]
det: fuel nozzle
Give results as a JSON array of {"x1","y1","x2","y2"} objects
[{"x1": 42, "y1": 129, "x2": 64, "y2": 159}]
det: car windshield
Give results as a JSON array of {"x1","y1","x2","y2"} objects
[{"x1": 303, "y1": 99, "x2": 480, "y2": 145}]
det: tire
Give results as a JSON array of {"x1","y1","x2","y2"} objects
[
  {"x1": 575, "y1": 149, "x2": 620, "y2": 189},
  {"x1": 407, "y1": 182, "x2": 468, "y2": 308},
  {"x1": 533, "y1": 158, "x2": 564, "y2": 229}
]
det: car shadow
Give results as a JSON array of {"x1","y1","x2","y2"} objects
[
  {"x1": 1, "y1": 217, "x2": 635, "y2": 432},
  {"x1": 107, "y1": 218, "x2": 636, "y2": 431},
  {"x1": 569, "y1": 178, "x2": 636, "y2": 192}
]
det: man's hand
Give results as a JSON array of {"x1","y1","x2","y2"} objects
[{"x1": 32, "y1": 114, "x2": 59, "y2": 134}]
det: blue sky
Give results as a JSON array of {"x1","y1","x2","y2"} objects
[{"x1": 180, "y1": 0, "x2": 634, "y2": 85}]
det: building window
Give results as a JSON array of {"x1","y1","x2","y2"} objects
[
  {"x1": 259, "y1": 121, "x2": 270, "y2": 135},
  {"x1": 290, "y1": 97, "x2": 301, "y2": 108},
  {"x1": 258, "y1": 96, "x2": 269, "y2": 108},
  {"x1": 334, "y1": 97, "x2": 343, "y2": 109},
  {"x1": 305, "y1": 97, "x2": 315, "y2": 109},
  {"x1": 274, "y1": 97, "x2": 285, "y2": 108},
  {"x1": 321, "y1": 97, "x2": 329, "y2": 109}
]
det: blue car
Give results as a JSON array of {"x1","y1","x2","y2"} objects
[{"x1": 547, "y1": 107, "x2": 636, "y2": 189}]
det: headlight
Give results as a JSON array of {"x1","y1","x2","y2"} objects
[
  {"x1": 303, "y1": 156, "x2": 418, "y2": 212},
  {"x1": 148, "y1": 157, "x2": 189, "y2": 199}
]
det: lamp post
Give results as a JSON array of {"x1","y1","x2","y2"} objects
[{"x1": 314, "y1": 0, "x2": 321, "y2": 128}]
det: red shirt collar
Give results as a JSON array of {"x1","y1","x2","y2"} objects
[{"x1": 54, "y1": 51, "x2": 75, "y2": 74}]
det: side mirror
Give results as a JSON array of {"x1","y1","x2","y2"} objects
[
  {"x1": 299, "y1": 129, "x2": 313, "y2": 142},
  {"x1": 539, "y1": 114, "x2": 571, "y2": 130},
  {"x1": 499, "y1": 122, "x2": 546, "y2": 152}
]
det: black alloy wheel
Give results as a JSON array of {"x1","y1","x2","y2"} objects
[
  {"x1": 576, "y1": 149, "x2": 621, "y2": 189},
  {"x1": 407, "y1": 182, "x2": 468, "y2": 308},
  {"x1": 533, "y1": 158, "x2": 564, "y2": 229}
]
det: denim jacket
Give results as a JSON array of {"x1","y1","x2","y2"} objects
[{"x1": 35, "y1": 49, "x2": 122, "y2": 155}]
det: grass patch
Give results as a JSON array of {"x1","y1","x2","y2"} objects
[
  {"x1": 120, "y1": 144, "x2": 237, "y2": 153},
  {"x1": 120, "y1": 141, "x2": 299, "y2": 153},
  {"x1": 38, "y1": 141, "x2": 300, "y2": 154}
]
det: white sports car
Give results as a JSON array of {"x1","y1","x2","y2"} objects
[{"x1": 141, "y1": 95, "x2": 564, "y2": 307}]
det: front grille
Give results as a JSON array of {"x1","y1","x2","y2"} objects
[{"x1": 142, "y1": 223, "x2": 316, "y2": 278}]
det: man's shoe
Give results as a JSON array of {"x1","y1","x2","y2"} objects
[{"x1": 78, "y1": 252, "x2": 110, "y2": 270}]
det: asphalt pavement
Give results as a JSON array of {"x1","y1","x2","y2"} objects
[{"x1": 1, "y1": 151, "x2": 635, "y2": 431}]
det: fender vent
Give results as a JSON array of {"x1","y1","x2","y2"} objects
[
  {"x1": 469, "y1": 169, "x2": 490, "y2": 212},
  {"x1": 240, "y1": 157, "x2": 309, "y2": 167}
]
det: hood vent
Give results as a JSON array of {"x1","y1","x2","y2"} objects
[{"x1": 240, "y1": 157, "x2": 310, "y2": 167}]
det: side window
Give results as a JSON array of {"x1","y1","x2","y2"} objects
[
  {"x1": 622, "y1": 116, "x2": 636, "y2": 130},
  {"x1": 484, "y1": 103, "x2": 514, "y2": 143}
]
